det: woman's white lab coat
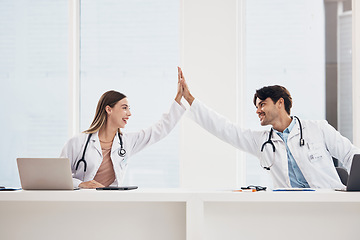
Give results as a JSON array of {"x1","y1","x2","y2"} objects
[
  {"x1": 60, "y1": 100, "x2": 186, "y2": 188},
  {"x1": 189, "y1": 99, "x2": 360, "y2": 189}
]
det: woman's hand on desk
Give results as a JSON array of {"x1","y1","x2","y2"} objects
[{"x1": 79, "y1": 180, "x2": 105, "y2": 189}]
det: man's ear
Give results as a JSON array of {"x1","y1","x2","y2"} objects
[{"x1": 277, "y1": 98, "x2": 284, "y2": 108}]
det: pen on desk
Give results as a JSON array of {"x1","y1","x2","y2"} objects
[
  {"x1": 232, "y1": 189, "x2": 257, "y2": 192},
  {"x1": 242, "y1": 189, "x2": 257, "y2": 192}
]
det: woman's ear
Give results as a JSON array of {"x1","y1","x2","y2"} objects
[{"x1": 105, "y1": 105, "x2": 112, "y2": 115}]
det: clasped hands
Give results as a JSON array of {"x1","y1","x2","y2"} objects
[{"x1": 175, "y1": 67, "x2": 195, "y2": 106}]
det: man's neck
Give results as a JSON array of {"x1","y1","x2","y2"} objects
[{"x1": 272, "y1": 115, "x2": 292, "y2": 133}]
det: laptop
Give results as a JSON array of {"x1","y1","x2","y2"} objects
[
  {"x1": 337, "y1": 154, "x2": 360, "y2": 192},
  {"x1": 17, "y1": 158, "x2": 76, "y2": 190}
]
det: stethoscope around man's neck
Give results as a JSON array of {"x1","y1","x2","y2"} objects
[
  {"x1": 75, "y1": 132, "x2": 126, "y2": 173},
  {"x1": 260, "y1": 116, "x2": 304, "y2": 170}
]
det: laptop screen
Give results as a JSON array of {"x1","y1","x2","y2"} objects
[{"x1": 346, "y1": 154, "x2": 360, "y2": 191}]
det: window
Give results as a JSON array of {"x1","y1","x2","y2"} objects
[
  {"x1": 337, "y1": 3, "x2": 352, "y2": 141},
  {"x1": 244, "y1": 0, "x2": 325, "y2": 187},
  {"x1": 80, "y1": 0, "x2": 180, "y2": 187},
  {"x1": 0, "y1": 0, "x2": 69, "y2": 187}
]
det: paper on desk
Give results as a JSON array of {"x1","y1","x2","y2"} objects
[{"x1": 273, "y1": 188, "x2": 315, "y2": 191}]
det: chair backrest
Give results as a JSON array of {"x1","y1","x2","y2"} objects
[{"x1": 336, "y1": 167, "x2": 349, "y2": 186}]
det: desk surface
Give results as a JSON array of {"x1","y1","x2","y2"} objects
[
  {"x1": 1, "y1": 188, "x2": 360, "y2": 240},
  {"x1": 1, "y1": 188, "x2": 360, "y2": 202}
]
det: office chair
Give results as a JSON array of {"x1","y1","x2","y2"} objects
[
  {"x1": 336, "y1": 167, "x2": 349, "y2": 186},
  {"x1": 333, "y1": 157, "x2": 348, "y2": 186}
]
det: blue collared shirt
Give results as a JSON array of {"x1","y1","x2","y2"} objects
[{"x1": 274, "y1": 118, "x2": 310, "y2": 188}]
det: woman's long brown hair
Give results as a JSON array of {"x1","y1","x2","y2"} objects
[{"x1": 84, "y1": 90, "x2": 126, "y2": 134}]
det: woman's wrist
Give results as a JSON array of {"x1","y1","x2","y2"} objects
[{"x1": 175, "y1": 93, "x2": 182, "y2": 104}]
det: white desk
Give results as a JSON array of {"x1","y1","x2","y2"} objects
[{"x1": 1, "y1": 189, "x2": 360, "y2": 240}]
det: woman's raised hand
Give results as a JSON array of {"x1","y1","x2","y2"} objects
[{"x1": 178, "y1": 67, "x2": 194, "y2": 105}]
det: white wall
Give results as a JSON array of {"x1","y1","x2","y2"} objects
[
  {"x1": 180, "y1": 0, "x2": 243, "y2": 189},
  {"x1": 179, "y1": 0, "x2": 326, "y2": 189}
]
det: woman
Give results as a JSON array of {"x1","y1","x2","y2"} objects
[{"x1": 61, "y1": 68, "x2": 185, "y2": 189}]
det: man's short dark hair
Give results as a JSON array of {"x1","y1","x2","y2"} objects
[{"x1": 253, "y1": 85, "x2": 292, "y2": 115}]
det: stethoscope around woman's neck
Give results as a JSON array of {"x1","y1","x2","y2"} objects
[
  {"x1": 75, "y1": 132, "x2": 126, "y2": 173},
  {"x1": 260, "y1": 116, "x2": 304, "y2": 170}
]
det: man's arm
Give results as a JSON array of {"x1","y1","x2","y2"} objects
[{"x1": 321, "y1": 120, "x2": 360, "y2": 170}]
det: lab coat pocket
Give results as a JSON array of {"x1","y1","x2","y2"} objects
[
  {"x1": 120, "y1": 157, "x2": 128, "y2": 170},
  {"x1": 307, "y1": 142, "x2": 325, "y2": 163}
]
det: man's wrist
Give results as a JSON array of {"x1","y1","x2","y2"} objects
[{"x1": 185, "y1": 95, "x2": 195, "y2": 106}]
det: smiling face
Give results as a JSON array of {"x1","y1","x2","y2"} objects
[
  {"x1": 255, "y1": 97, "x2": 281, "y2": 126},
  {"x1": 106, "y1": 98, "x2": 132, "y2": 129}
]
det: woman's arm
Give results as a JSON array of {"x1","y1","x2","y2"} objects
[
  {"x1": 125, "y1": 100, "x2": 186, "y2": 156},
  {"x1": 79, "y1": 180, "x2": 104, "y2": 189},
  {"x1": 124, "y1": 68, "x2": 186, "y2": 156},
  {"x1": 60, "y1": 134, "x2": 105, "y2": 189}
]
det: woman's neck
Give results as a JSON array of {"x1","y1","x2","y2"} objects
[{"x1": 98, "y1": 125, "x2": 117, "y2": 143}]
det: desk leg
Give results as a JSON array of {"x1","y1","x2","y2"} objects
[{"x1": 186, "y1": 198, "x2": 204, "y2": 240}]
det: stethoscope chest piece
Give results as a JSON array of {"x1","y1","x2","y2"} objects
[
  {"x1": 118, "y1": 132, "x2": 126, "y2": 157},
  {"x1": 118, "y1": 148, "x2": 126, "y2": 157}
]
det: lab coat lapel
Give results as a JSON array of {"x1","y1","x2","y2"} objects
[
  {"x1": 111, "y1": 133, "x2": 120, "y2": 155},
  {"x1": 270, "y1": 130, "x2": 283, "y2": 142},
  {"x1": 288, "y1": 119, "x2": 304, "y2": 141},
  {"x1": 92, "y1": 132, "x2": 103, "y2": 157}
]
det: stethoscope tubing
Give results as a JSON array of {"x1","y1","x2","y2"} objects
[
  {"x1": 75, "y1": 132, "x2": 126, "y2": 173},
  {"x1": 260, "y1": 116, "x2": 304, "y2": 170}
]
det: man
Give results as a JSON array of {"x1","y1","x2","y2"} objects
[{"x1": 178, "y1": 67, "x2": 360, "y2": 188}]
